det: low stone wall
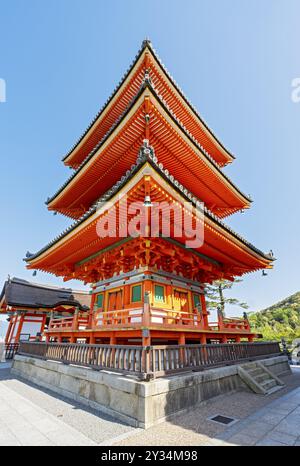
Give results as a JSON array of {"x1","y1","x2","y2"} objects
[
  {"x1": 12, "y1": 354, "x2": 290, "y2": 429},
  {"x1": 0, "y1": 342, "x2": 5, "y2": 362}
]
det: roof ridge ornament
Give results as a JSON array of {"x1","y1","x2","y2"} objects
[
  {"x1": 137, "y1": 139, "x2": 155, "y2": 163},
  {"x1": 143, "y1": 68, "x2": 152, "y2": 85},
  {"x1": 142, "y1": 38, "x2": 152, "y2": 48}
]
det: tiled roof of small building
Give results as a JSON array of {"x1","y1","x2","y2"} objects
[{"x1": 0, "y1": 277, "x2": 89, "y2": 310}]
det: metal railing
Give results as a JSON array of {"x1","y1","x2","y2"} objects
[
  {"x1": 18, "y1": 341, "x2": 282, "y2": 380},
  {"x1": 4, "y1": 343, "x2": 19, "y2": 359}
]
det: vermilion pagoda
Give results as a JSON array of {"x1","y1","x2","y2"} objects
[{"x1": 25, "y1": 40, "x2": 274, "y2": 346}]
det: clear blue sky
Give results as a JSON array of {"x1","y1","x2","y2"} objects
[{"x1": 0, "y1": 0, "x2": 299, "y2": 317}]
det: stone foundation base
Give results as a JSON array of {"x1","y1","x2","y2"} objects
[{"x1": 12, "y1": 355, "x2": 290, "y2": 429}]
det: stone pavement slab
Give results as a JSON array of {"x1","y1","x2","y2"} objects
[
  {"x1": 0, "y1": 381, "x2": 96, "y2": 446},
  {"x1": 0, "y1": 366, "x2": 135, "y2": 445},
  {"x1": 215, "y1": 386, "x2": 300, "y2": 446},
  {"x1": 1, "y1": 362, "x2": 300, "y2": 446},
  {"x1": 115, "y1": 368, "x2": 300, "y2": 446}
]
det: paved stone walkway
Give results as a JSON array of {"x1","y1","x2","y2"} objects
[
  {"x1": 0, "y1": 381, "x2": 96, "y2": 445},
  {"x1": 116, "y1": 367, "x2": 300, "y2": 446},
  {"x1": 212, "y1": 386, "x2": 300, "y2": 446},
  {"x1": 1, "y1": 362, "x2": 300, "y2": 446},
  {"x1": 0, "y1": 364, "x2": 133, "y2": 446}
]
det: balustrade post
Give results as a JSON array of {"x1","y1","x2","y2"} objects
[
  {"x1": 88, "y1": 293, "x2": 96, "y2": 329},
  {"x1": 200, "y1": 334, "x2": 206, "y2": 345},
  {"x1": 243, "y1": 311, "x2": 251, "y2": 331},
  {"x1": 217, "y1": 307, "x2": 224, "y2": 330},
  {"x1": 142, "y1": 291, "x2": 151, "y2": 327},
  {"x1": 72, "y1": 307, "x2": 79, "y2": 330},
  {"x1": 178, "y1": 334, "x2": 186, "y2": 367},
  {"x1": 48, "y1": 310, "x2": 54, "y2": 331},
  {"x1": 200, "y1": 295, "x2": 209, "y2": 329},
  {"x1": 142, "y1": 345, "x2": 151, "y2": 380}
]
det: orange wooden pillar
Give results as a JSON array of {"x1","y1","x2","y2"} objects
[
  {"x1": 221, "y1": 335, "x2": 228, "y2": 343},
  {"x1": 110, "y1": 333, "x2": 116, "y2": 345},
  {"x1": 5, "y1": 316, "x2": 14, "y2": 344},
  {"x1": 235, "y1": 336, "x2": 241, "y2": 343},
  {"x1": 217, "y1": 308, "x2": 225, "y2": 331},
  {"x1": 88, "y1": 293, "x2": 96, "y2": 328},
  {"x1": 178, "y1": 333, "x2": 185, "y2": 345},
  {"x1": 178, "y1": 333, "x2": 186, "y2": 366},
  {"x1": 200, "y1": 334, "x2": 207, "y2": 345},
  {"x1": 200, "y1": 295, "x2": 209, "y2": 329},
  {"x1": 40, "y1": 314, "x2": 47, "y2": 339},
  {"x1": 248, "y1": 335, "x2": 254, "y2": 342},
  {"x1": 72, "y1": 307, "x2": 79, "y2": 331},
  {"x1": 8, "y1": 312, "x2": 18, "y2": 343},
  {"x1": 15, "y1": 312, "x2": 25, "y2": 343}
]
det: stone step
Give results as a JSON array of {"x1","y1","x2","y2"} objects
[
  {"x1": 261, "y1": 379, "x2": 277, "y2": 391},
  {"x1": 266, "y1": 385, "x2": 283, "y2": 395},
  {"x1": 247, "y1": 367, "x2": 265, "y2": 377},
  {"x1": 256, "y1": 373, "x2": 272, "y2": 384},
  {"x1": 243, "y1": 362, "x2": 257, "y2": 370}
]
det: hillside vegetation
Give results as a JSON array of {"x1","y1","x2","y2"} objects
[{"x1": 248, "y1": 292, "x2": 300, "y2": 342}]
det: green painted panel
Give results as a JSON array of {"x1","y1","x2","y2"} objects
[
  {"x1": 154, "y1": 285, "x2": 165, "y2": 302},
  {"x1": 193, "y1": 294, "x2": 201, "y2": 309},
  {"x1": 131, "y1": 285, "x2": 142, "y2": 303},
  {"x1": 96, "y1": 294, "x2": 103, "y2": 308}
]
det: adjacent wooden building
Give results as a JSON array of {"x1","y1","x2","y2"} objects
[{"x1": 0, "y1": 277, "x2": 89, "y2": 343}]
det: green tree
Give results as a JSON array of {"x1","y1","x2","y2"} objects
[{"x1": 205, "y1": 279, "x2": 248, "y2": 317}]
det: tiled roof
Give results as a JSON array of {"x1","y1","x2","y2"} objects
[
  {"x1": 0, "y1": 277, "x2": 89, "y2": 310},
  {"x1": 27, "y1": 141, "x2": 273, "y2": 264},
  {"x1": 47, "y1": 81, "x2": 250, "y2": 208},
  {"x1": 62, "y1": 39, "x2": 234, "y2": 164}
]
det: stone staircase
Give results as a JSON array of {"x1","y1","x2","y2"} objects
[{"x1": 238, "y1": 361, "x2": 285, "y2": 395}]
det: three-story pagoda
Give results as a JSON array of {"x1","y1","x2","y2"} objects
[{"x1": 25, "y1": 40, "x2": 274, "y2": 346}]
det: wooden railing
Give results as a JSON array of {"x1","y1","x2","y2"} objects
[
  {"x1": 149, "y1": 341, "x2": 280, "y2": 377},
  {"x1": 49, "y1": 317, "x2": 74, "y2": 330},
  {"x1": 18, "y1": 341, "x2": 146, "y2": 378},
  {"x1": 48, "y1": 306, "x2": 250, "y2": 334},
  {"x1": 150, "y1": 308, "x2": 202, "y2": 328},
  {"x1": 221, "y1": 317, "x2": 250, "y2": 331},
  {"x1": 18, "y1": 341, "x2": 282, "y2": 380},
  {"x1": 49, "y1": 316, "x2": 89, "y2": 331},
  {"x1": 94, "y1": 308, "x2": 144, "y2": 327}
]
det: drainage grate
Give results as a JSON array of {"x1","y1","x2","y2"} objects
[{"x1": 208, "y1": 414, "x2": 238, "y2": 425}]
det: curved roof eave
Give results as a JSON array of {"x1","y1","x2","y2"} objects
[
  {"x1": 27, "y1": 154, "x2": 274, "y2": 267},
  {"x1": 47, "y1": 83, "x2": 250, "y2": 211}
]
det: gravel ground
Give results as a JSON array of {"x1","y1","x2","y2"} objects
[
  {"x1": 115, "y1": 367, "x2": 300, "y2": 446},
  {"x1": 0, "y1": 366, "x2": 134, "y2": 444}
]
